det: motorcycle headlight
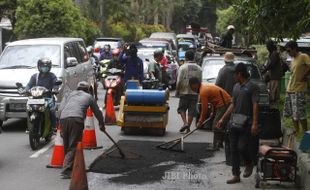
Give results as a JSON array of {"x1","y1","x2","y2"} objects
[{"x1": 31, "y1": 89, "x2": 43, "y2": 97}]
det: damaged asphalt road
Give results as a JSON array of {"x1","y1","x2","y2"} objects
[{"x1": 89, "y1": 140, "x2": 214, "y2": 185}]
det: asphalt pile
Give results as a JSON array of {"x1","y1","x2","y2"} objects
[{"x1": 89, "y1": 140, "x2": 214, "y2": 184}]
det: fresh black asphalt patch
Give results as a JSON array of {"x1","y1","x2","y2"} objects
[{"x1": 89, "y1": 140, "x2": 214, "y2": 185}]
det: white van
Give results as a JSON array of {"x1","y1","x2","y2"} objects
[{"x1": 0, "y1": 38, "x2": 96, "y2": 128}]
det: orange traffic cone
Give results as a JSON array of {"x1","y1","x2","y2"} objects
[
  {"x1": 82, "y1": 108, "x2": 102, "y2": 149},
  {"x1": 105, "y1": 89, "x2": 116, "y2": 125},
  {"x1": 69, "y1": 142, "x2": 88, "y2": 190},
  {"x1": 46, "y1": 126, "x2": 65, "y2": 168}
]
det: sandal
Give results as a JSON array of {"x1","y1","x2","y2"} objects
[{"x1": 179, "y1": 125, "x2": 189, "y2": 133}]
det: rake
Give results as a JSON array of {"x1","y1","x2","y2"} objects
[{"x1": 156, "y1": 117, "x2": 213, "y2": 152}]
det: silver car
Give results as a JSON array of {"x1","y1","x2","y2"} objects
[{"x1": 0, "y1": 38, "x2": 96, "y2": 128}]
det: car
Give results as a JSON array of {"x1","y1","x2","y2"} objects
[
  {"x1": 93, "y1": 37, "x2": 124, "y2": 59},
  {"x1": 201, "y1": 55, "x2": 269, "y2": 106},
  {"x1": 0, "y1": 37, "x2": 96, "y2": 128},
  {"x1": 149, "y1": 32, "x2": 178, "y2": 55},
  {"x1": 177, "y1": 33, "x2": 198, "y2": 48},
  {"x1": 177, "y1": 41, "x2": 194, "y2": 65},
  {"x1": 139, "y1": 38, "x2": 173, "y2": 53}
]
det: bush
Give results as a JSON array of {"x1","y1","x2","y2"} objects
[
  {"x1": 252, "y1": 44, "x2": 268, "y2": 65},
  {"x1": 14, "y1": 0, "x2": 101, "y2": 45}
]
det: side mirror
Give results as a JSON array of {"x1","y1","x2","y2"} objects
[
  {"x1": 16, "y1": 82, "x2": 23, "y2": 89},
  {"x1": 65, "y1": 57, "x2": 78, "y2": 68}
]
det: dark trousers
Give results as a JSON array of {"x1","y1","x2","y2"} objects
[
  {"x1": 230, "y1": 127, "x2": 258, "y2": 176},
  {"x1": 60, "y1": 117, "x2": 84, "y2": 174}
]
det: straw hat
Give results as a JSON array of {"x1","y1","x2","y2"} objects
[{"x1": 224, "y1": 52, "x2": 235, "y2": 62}]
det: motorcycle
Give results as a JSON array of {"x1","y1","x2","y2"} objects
[
  {"x1": 16, "y1": 80, "x2": 62, "y2": 150},
  {"x1": 104, "y1": 68, "x2": 123, "y2": 106},
  {"x1": 142, "y1": 77, "x2": 160, "y2": 89}
]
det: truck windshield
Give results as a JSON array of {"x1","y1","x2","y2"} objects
[{"x1": 0, "y1": 45, "x2": 61, "y2": 69}]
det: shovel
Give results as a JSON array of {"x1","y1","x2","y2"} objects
[{"x1": 103, "y1": 130, "x2": 125, "y2": 158}]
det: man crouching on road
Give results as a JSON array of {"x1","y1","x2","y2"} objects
[{"x1": 59, "y1": 81, "x2": 105, "y2": 179}]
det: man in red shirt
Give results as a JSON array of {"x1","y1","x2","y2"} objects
[{"x1": 157, "y1": 49, "x2": 169, "y2": 88}]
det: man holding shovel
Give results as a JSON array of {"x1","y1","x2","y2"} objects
[
  {"x1": 58, "y1": 81, "x2": 105, "y2": 179},
  {"x1": 189, "y1": 77, "x2": 232, "y2": 150}
]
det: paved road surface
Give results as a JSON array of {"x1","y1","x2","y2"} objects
[{"x1": 0, "y1": 87, "x2": 298, "y2": 190}]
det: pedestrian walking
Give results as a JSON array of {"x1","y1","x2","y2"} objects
[
  {"x1": 175, "y1": 50, "x2": 202, "y2": 133},
  {"x1": 262, "y1": 40, "x2": 282, "y2": 107},
  {"x1": 217, "y1": 62, "x2": 259, "y2": 184},
  {"x1": 189, "y1": 78, "x2": 232, "y2": 150},
  {"x1": 58, "y1": 81, "x2": 105, "y2": 179},
  {"x1": 284, "y1": 40, "x2": 310, "y2": 135}
]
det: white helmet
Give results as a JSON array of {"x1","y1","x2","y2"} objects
[{"x1": 227, "y1": 25, "x2": 235, "y2": 30}]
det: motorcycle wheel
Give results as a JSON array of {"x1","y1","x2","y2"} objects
[{"x1": 29, "y1": 120, "x2": 42, "y2": 150}]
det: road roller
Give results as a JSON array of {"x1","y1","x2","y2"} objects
[{"x1": 117, "y1": 80, "x2": 169, "y2": 136}]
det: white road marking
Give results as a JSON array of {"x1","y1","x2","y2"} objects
[{"x1": 29, "y1": 139, "x2": 55, "y2": 158}]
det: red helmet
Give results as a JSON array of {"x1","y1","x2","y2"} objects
[{"x1": 112, "y1": 48, "x2": 120, "y2": 56}]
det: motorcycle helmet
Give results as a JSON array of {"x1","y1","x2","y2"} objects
[
  {"x1": 77, "y1": 81, "x2": 90, "y2": 93},
  {"x1": 112, "y1": 48, "x2": 120, "y2": 57},
  {"x1": 128, "y1": 44, "x2": 137, "y2": 57},
  {"x1": 86, "y1": 46, "x2": 93, "y2": 54},
  {"x1": 37, "y1": 58, "x2": 52, "y2": 73},
  {"x1": 104, "y1": 44, "x2": 111, "y2": 52}
]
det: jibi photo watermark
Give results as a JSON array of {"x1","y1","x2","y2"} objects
[{"x1": 162, "y1": 171, "x2": 208, "y2": 180}]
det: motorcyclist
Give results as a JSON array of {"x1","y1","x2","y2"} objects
[
  {"x1": 107, "y1": 49, "x2": 124, "y2": 70},
  {"x1": 120, "y1": 44, "x2": 144, "y2": 84},
  {"x1": 87, "y1": 46, "x2": 99, "y2": 66},
  {"x1": 87, "y1": 46, "x2": 100, "y2": 78},
  {"x1": 99, "y1": 44, "x2": 112, "y2": 61},
  {"x1": 25, "y1": 58, "x2": 58, "y2": 133}
]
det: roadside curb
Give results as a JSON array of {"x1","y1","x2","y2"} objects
[{"x1": 283, "y1": 127, "x2": 310, "y2": 189}]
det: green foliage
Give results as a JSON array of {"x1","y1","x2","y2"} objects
[
  {"x1": 252, "y1": 45, "x2": 268, "y2": 65},
  {"x1": 233, "y1": 0, "x2": 310, "y2": 42},
  {"x1": 14, "y1": 0, "x2": 101, "y2": 44},
  {"x1": 216, "y1": 6, "x2": 237, "y2": 35}
]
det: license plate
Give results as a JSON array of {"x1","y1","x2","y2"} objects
[
  {"x1": 27, "y1": 99, "x2": 45, "y2": 105},
  {"x1": 9, "y1": 103, "x2": 26, "y2": 111}
]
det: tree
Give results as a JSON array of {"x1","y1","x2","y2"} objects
[
  {"x1": 14, "y1": 0, "x2": 100, "y2": 44},
  {"x1": 0, "y1": 0, "x2": 17, "y2": 28},
  {"x1": 233, "y1": 0, "x2": 310, "y2": 42}
]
